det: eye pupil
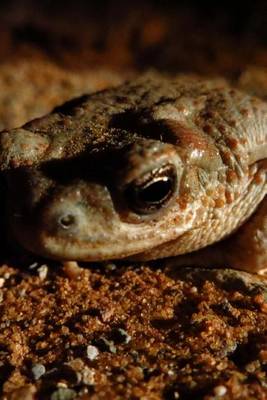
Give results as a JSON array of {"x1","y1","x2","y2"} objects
[
  {"x1": 126, "y1": 164, "x2": 177, "y2": 214},
  {"x1": 139, "y1": 178, "x2": 173, "y2": 204}
]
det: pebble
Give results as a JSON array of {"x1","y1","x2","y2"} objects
[
  {"x1": 50, "y1": 387, "x2": 76, "y2": 400},
  {"x1": 37, "y1": 265, "x2": 48, "y2": 280},
  {"x1": 214, "y1": 385, "x2": 227, "y2": 396},
  {"x1": 105, "y1": 263, "x2": 117, "y2": 271},
  {"x1": 31, "y1": 363, "x2": 46, "y2": 380},
  {"x1": 19, "y1": 288, "x2": 27, "y2": 297},
  {"x1": 29, "y1": 262, "x2": 39, "y2": 270},
  {"x1": 86, "y1": 345, "x2": 99, "y2": 360},
  {"x1": 81, "y1": 367, "x2": 95, "y2": 385},
  {"x1": 62, "y1": 261, "x2": 82, "y2": 279},
  {"x1": 167, "y1": 369, "x2": 175, "y2": 376}
]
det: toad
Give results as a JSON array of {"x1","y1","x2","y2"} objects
[{"x1": 0, "y1": 74, "x2": 266, "y2": 273}]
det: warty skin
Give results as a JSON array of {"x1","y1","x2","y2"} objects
[{"x1": 0, "y1": 74, "x2": 266, "y2": 273}]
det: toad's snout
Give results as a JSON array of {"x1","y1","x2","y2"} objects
[
  {"x1": 9, "y1": 181, "x2": 125, "y2": 260},
  {"x1": 40, "y1": 182, "x2": 118, "y2": 242}
]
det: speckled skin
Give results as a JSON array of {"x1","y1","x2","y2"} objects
[{"x1": 0, "y1": 74, "x2": 266, "y2": 273}]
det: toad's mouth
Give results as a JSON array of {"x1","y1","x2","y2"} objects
[
  {"x1": 8, "y1": 176, "x2": 200, "y2": 262},
  {"x1": 11, "y1": 216, "x2": 195, "y2": 262}
]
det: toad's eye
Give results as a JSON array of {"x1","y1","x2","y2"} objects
[{"x1": 125, "y1": 164, "x2": 178, "y2": 215}]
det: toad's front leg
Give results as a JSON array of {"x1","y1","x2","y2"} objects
[
  {"x1": 222, "y1": 194, "x2": 267, "y2": 274},
  {"x1": 166, "y1": 194, "x2": 267, "y2": 275},
  {"x1": 213, "y1": 160, "x2": 267, "y2": 274}
]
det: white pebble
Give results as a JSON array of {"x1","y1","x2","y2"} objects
[
  {"x1": 38, "y1": 265, "x2": 48, "y2": 280},
  {"x1": 31, "y1": 363, "x2": 46, "y2": 380},
  {"x1": 214, "y1": 385, "x2": 227, "y2": 396},
  {"x1": 86, "y1": 345, "x2": 99, "y2": 360}
]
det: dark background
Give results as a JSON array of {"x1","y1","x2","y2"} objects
[{"x1": 1, "y1": 0, "x2": 267, "y2": 76}]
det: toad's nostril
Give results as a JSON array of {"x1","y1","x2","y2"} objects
[{"x1": 58, "y1": 213, "x2": 76, "y2": 229}]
